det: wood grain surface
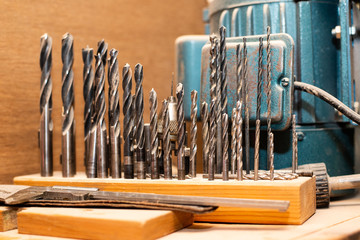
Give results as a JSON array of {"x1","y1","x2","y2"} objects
[
  {"x1": 0, "y1": 0, "x2": 206, "y2": 183},
  {"x1": 0, "y1": 207, "x2": 18, "y2": 232}
]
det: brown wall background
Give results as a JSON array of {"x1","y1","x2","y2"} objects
[{"x1": 0, "y1": 0, "x2": 207, "y2": 183}]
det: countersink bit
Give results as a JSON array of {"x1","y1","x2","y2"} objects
[
  {"x1": 269, "y1": 132, "x2": 274, "y2": 181},
  {"x1": 236, "y1": 44, "x2": 243, "y2": 101},
  {"x1": 208, "y1": 98, "x2": 216, "y2": 180},
  {"x1": 219, "y1": 26, "x2": 228, "y2": 115},
  {"x1": 122, "y1": 63, "x2": 134, "y2": 179},
  {"x1": 222, "y1": 113, "x2": 229, "y2": 181},
  {"x1": 292, "y1": 115, "x2": 298, "y2": 173},
  {"x1": 162, "y1": 100, "x2": 172, "y2": 179},
  {"x1": 215, "y1": 37, "x2": 223, "y2": 174},
  {"x1": 231, "y1": 108, "x2": 237, "y2": 175},
  {"x1": 61, "y1": 33, "x2": 76, "y2": 178},
  {"x1": 176, "y1": 83, "x2": 186, "y2": 180},
  {"x1": 243, "y1": 38, "x2": 250, "y2": 174},
  {"x1": 135, "y1": 63, "x2": 145, "y2": 179},
  {"x1": 266, "y1": 26, "x2": 272, "y2": 170},
  {"x1": 144, "y1": 123, "x2": 151, "y2": 174},
  {"x1": 108, "y1": 49, "x2": 121, "y2": 178},
  {"x1": 236, "y1": 101, "x2": 243, "y2": 181},
  {"x1": 190, "y1": 90, "x2": 198, "y2": 178},
  {"x1": 201, "y1": 102, "x2": 209, "y2": 174},
  {"x1": 39, "y1": 33, "x2": 53, "y2": 177},
  {"x1": 150, "y1": 89, "x2": 159, "y2": 179}
]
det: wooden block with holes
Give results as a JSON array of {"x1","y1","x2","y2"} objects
[{"x1": 14, "y1": 172, "x2": 316, "y2": 225}]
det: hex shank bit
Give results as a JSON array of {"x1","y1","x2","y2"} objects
[
  {"x1": 162, "y1": 100, "x2": 172, "y2": 179},
  {"x1": 243, "y1": 38, "x2": 250, "y2": 174},
  {"x1": 123, "y1": 64, "x2": 133, "y2": 178},
  {"x1": 222, "y1": 113, "x2": 229, "y2": 181},
  {"x1": 231, "y1": 108, "x2": 237, "y2": 175},
  {"x1": 190, "y1": 90, "x2": 198, "y2": 178},
  {"x1": 201, "y1": 102, "x2": 209, "y2": 174},
  {"x1": 108, "y1": 49, "x2": 121, "y2": 178},
  {"x1": 61, "y1": 33, "x2": 76, "y2": 177},
  {"x1": 150, "y1": 89, "x2": 159, "y2": 179},
  {"x1": 176, "y1": 83, "x2": 185, "y2": 180},
  {"x1": 208, "y1": 98, "x2": 216, "y2": 180},
  {"x1": 39, "y1": 34, "x2": 53, "y2": 177},
  {"x1": 236, "y1": 101, "x2": 244, "y2": 181},
  {"x1": 135, "y1": 63, "x2": 145, "y2": 179},
  {"x1": 219, "y1": 26, "x2": 228, "y2": 115}
]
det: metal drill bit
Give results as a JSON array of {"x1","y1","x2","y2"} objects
[
  {"x1": 208, "y1": 98, "x2": 216, "y2": 181},
  {"x1": 150, "y1": 89, "x2": 159, "y2": 179},
  {"x1": 292, "y1": 115, "x2": 298, "y2": 173},
  {"x1": 158, "y1": 99, "x2": 167, "y2": 175},
  {"x1": 134, "y1": 63, "x2": 145, "y2": 179},
  {"x1": 108, "y1": 49, "x2": 121, "y2": 178},
  {"x1": 222, "y1": 113, "x2": 229, "y2": 181},
  {"x1": 201, "y1": 102, "x2": 209, "y2": 174},
  {"x1": 269, "y1": 132, "x2": 274, "y2": 181},
  {"x1": 97, "y1": 39, "x2": 108, "y2": 66},
  {"x1": 236, "y1": 101, "x2": 243, "y2": 181},
  {"x1": 144, "y1": 123, "x2": 151, "y2": 174},
  {"x1": 209, "y1": 35, "x2": 217, "y2": 101},
  {"x1": 215, "y1": 37, "x2": 223, "y2": 174},
  {"x1": 236, "y1": 44, "x2": 243, "y2": 101},
  {"x1": 266, "y1": 26, "x2": 272, "y2": 170},
  {"x1": 162, "y1": 100, "x2": 172, "y2": 179},
  {"x1": 219, "y1": 26, "x2": 228, "y2": 115},
  {"x1": 254, "y1": 119, "x2": 260, "y2": 181},
  {"x1": 39, "y1": 34, "x2": 53, "y2": 177},
  {"x1": 130, "y1": 94, "x2": 137, "y2": 175},
  {"x1": 243, "y1": 38, "x2": 250, "y2": 174},
  {"x1": 176, "y1": 83, "x2": 186, "y2": 180},
  {"x1": 123, "y1": 63, "x2": 133, "y2": 179},
  {"x1": 61, "y1": 33, "x2": 76, "y2": 178},
  {"x1": 190, "y1": 90, "x2": 198, "y2": 178},
  {"x1": 231, "y1": 108, "x2": 237, "y2": 175}
]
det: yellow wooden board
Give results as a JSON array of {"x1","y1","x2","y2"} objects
[
  {"x1": 0, "y1": 207, "x2": 18, "y2": 232},
  {"x1": 17, "y1": 208, "x2": 193, "y2": 240}
]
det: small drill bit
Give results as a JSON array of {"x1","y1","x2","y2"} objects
[
  {"x1": 135, "y1": 63, "x2": 145, "y2": 179},
  {"x1": 201, "y1": 102, "x2": 209, "y2": 174},
  {"x1": 190, "y1": 90, "x2": 198, "y2": 178},
  {"x1": 176, "y1": 83, "x2": 186, "y2": 180},
  {"x1": 292, "y1": 115, "x2": 298, "y2": 173},
  {"x1": 266, "y1": 26, "x2": 272, "y2": 170},
  {"x1": 215, "y1": 37, "x2": 223, "y2": 174},
  {"x1": 150, "y1": 89, "x2": 159, "y2": 179},
  {"x1": 269, "y1": 132, "x2": 274, "y2": 181},
  {"x1": 231, "y1": 108, "x2": 237, "y2": 175},
  {"x1": 208, "y1": 98, "x2": 216, "y2": 180},
  {"x1": 97, "y1": 39, "x2": 108, "y2": 65},
  {"x1": 254, "y1": 120, "x2": 260, "y2": 181},
  {"x1": 222, "y1": 113, "x2": 229, "y2": 181},
  {"x1": 123, "y1": 63, "x2": 133, "y2": 179},
  {"x1": 219, "y1": 26, "x2": 228, "y2": 115},
  {"x1": 236, "y1": 44, "x2": 243, "y2": 101},
  {"x1": 130, "y1": 94, "x2": 137, "y2": 175},
  {"x1": 236, "y1": 101, "x2": 244, "y2": 181},
  {"x1": 144, "y1": 123, "x2": 151, "y2": 174},
  {"x1": 61, "y1": 33, "x2": 76, "y2": 178},
  {"x1": 108, "y1": 49, "x2": 121, "y2": 178},
  {"x1": 39, "y1": 33, "x2": 53, "y2": 177},
  {"x1": 158, "y1": 99, "x2": 167, "y2": 175},
  {"x1": 209, "y1": 35, "x2": 217, "y2": 101},
  {"x1": 243, "y1": 38, "x2": 250, "y2": 174},
  {"x1": 162, "y1": 100, "x2": 172, "y2": 179}
]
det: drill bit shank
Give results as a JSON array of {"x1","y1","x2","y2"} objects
[
  {"x1": 201, "y1": 102, "x2": 209, "y2": 174},
  {"x1": 208, "y1": 98, "x2": 216, "y2": 180},
  {"x1": 231, "y1": 108, "x2": 236, "y2": 175},
  {"x1": 162, "y1": 100, "x2": 172, "y2": 179},
  {"x1": 176, "y1": 83, "x2": 185, "y2": 180},
  {"x1": 135, "y1": 64, "x2": 145, "y2": 179},
  {"x1": 190, "y1": 90, "x2": 198, "y2": 178},
  {"x1": 150, "y1": 89, "x2": 159, "y2": 179}
]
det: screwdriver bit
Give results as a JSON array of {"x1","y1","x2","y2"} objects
[
  {"x1": 222, "y1": 113, "x2": 229, "y2": 181},
  {"x1": 269, "y1": 132, "x2": 274, "y2": 181},
  {"x1": 243, "y1": 38, "x2": 250, "y2": 174},
  {"x1": 266, "y1": 26, "x2": 272, "y2": 170},
  {"x1": 208, "y1": 98, "x2": 216, "y2": 181},
  {"x1": 219, "y1": 26, "x2": 228, "y2": 115},
  {"x1": 190, "y1": 90, "x2": 198, "y2": 178},
  {"x1": 108, "y1": 49, "x2": 121, "y2": 178},
  {"x1": 176, "y1": 83, "x2": 186, "y2": 180},
  {"x1": 150, "y1": 89, "x2": 159, "y2": 179},
  {"x1": 39, "y1": 33, "x2": 53, "y2": 177},
  {"x1": 236, "y1": 101, "x2": 244, "y2": 181},
  {"x1": 231, "y1": 108, "x2": 236, "y2": 175},
  {"x1": 61, "y1": 33, "x2": 76, "y2": 178},
  {"x1": 162, "y1": 100, "x2": 172, "y2": 179},
  {"x1": 292, "y1": 115, "x2": 298, "y2": 173},
  {"x1": 123, "y1": 63, "x2": 133, "y2": 179},
  {"x1": 201, "y1": 102, "x2": 209, "y2": 174}
]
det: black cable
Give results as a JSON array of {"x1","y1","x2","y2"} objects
[{"x1": 294, "y1": 81, "x2": 360, "y2": 125}]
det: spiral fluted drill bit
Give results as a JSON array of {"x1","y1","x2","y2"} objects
[
  {"x1": 236, "y1": 44, "x2": 243, "y2": 101},
  {"x1": 162, "y1": 100, "x2": 172, "y2": 179},
  {"x1": 97, "y1": 39, "x2": 108, "y2": 66},
  {"x1": 150, "y1": 89, "x2": 159, "y2": 179},
  {"x1": 222, "y1": 113, "x2": 229, "y2": 181},
  {"x1": 123, "y1": 63, "x2": 133, "y2": 179},
  {"x1": 266, "y1": 26, "x2": 272, "y2": 170},
  {"x1": 208, "y1": 98, "x2": 216, "y2": 180},
  {"x1": 269, "y1": 132, "x2": 274, "y2": 181},
  {"x1": 215, "y1": 38, "x2": 223, "y2": 174},
  {"x1": 135, "y1": 63, "x2": 145, "y2": 179},
  {"x1": 230, "y1": 108, "x2": 237, "y2": 175},
  {"x1": 243, "y1": 37, "x2": 250, "y2": 174},
  {"x1": 190, "y1": 90, "x2": 198, "y2": 178},
  {"x1": 219, "y1": 26, "x2": 228, "y2": 115},
  {"x1": 236, "y1": 101, "x2": 244, "y2": 181},
  {"x1": 61, "y1": 33, "x2": 76, "y2": 177},
  {"x1": 209, "y1": 35, "x2": 217, "y2": 101},
  {"x1": 201, "y1": 102, "x2": 209, "y2": 174},
  {"x1": 176, "y1": 83, "x2": 185, "y2": 180},
  {"x1": 108, "y1": 49, "x2": 121, "y2": 178},
  {"x1": 292, "y1": 115, "x2": 298, "y2": 173},
  {"x1": 39, "y1": 33, "x2": 53, "y2": 177}
]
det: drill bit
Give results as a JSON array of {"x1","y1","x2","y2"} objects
[
  {"x1": 231, "y1": 108, "x2": 237, "y2": 175},
  {"x1": 39, "y1": 33, "x2": 53, "y2": 177},
  {"x1": 144, "y1": 123, "x2": 151, "y2": 174},
  {"x1": 209, "y1": 35, "x2": 217, "y2": 101},
  {"x1": 269, "y1": 132, "x2": 274, "y2": 181},
  {"x1": 190, "y1": 90, "x2": 198, "y2": 178},
  {"x1": 243, "y1": 37, "x2": 250, "y2": 174},
  {"x1": 130, "y1": 94, "x2": 137, "y2": 175},
  {"x1": 208, "y1": 98, "x2": 216, "y2": 180},
  {"x1": 236, "y1": 44, "x2": 243, "y2": 101},
  {"x1": 123, "y1": 63, "x2": 133, "y2": 179},
  {"x1": 150, "y1": 89, "x2": 159, "y2": 179},
  {"x1": 222, "y1": 113, "x2": 229, "y2": 181},
  {"x1": 201, "y1": 102, "x2": 209, "y2": 174},
  {"x1": 97, "y1": 40, "x2": 108, "y2": 65},
  {"x1": 162, "y1": 100, "x2": 172, "y2": 179},
  {"x1": 236, "y1": 101, "x2": 243, "y2": 181},
  {"x1": 135, "y1": 63, "x2": 145, "y2": 179},
  {"x1": 254, "y1": 37, "x2": 264, "y2": 181},
  {"x1": 219, "y1": 26, "x2": 228, "y2": 115},
  {"x1": 215, "y1": 37, "x2": 223, "y2": 174},
  {"x1": 108, "y1": 49, "x2": 121, "y2": 178},
  {"x1": 292, "y1": 115, "x2": 298, "y2": 173},
  {"x1": 61, "y1": 33, "x2": 76, "y2": 178},
  {"x1": 266, "y1": 26, "x2": 272, "y2": 170},
  {"x1": 176, "y1": 83, "x2": 186, "y2": 180}
]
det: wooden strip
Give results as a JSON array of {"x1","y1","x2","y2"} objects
[{"x1": 0, "y1": 207, "x2": 18, "y2": 232}]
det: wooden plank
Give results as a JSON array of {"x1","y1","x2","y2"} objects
[
  {"x1": 14, "y1": 173, "x2": 316, "y2": 224},
  {"x1": 17, "y1": 208, "x2": 193, "y2": 240},
  {"x1": 0, "y1": 207, "x2": 18, "y2": 232}
]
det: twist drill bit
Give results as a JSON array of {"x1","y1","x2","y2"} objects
[
  {"x1": 209, "y1": 35, "x2": 217, "y2": 101},
  {"x1": 219, "y1": 26, "x2": 228, "y2": 115},
  {"x1": 201, "y1": 102, "x2": 209, "y2": 174},
  {"x1": 292, "y1": 115, "x2": 298, "y2": 173},
  {"x1": 243, "y1": 38, "x2": 250, "y2": 174},
  {"x1": 236, "y1": 101, "x2": 244, "y2": 181},
  {"x1": 162, "y1": 100, "x2": 172, "y2": 179},
  {"x1": 231, "y1": 108, "x2": 237, "y2": 175},
  {"x1": 135, "y1": 64, "x2": 145, "y2": 179},
  {"x1": 208, "y1": 98, "x2": 216, "y2": 180},
  {"x1": 158, "y1": 99, "x2": 167, "y2": 175},
  {"x1": 222, "y1": 113, "x2": 229, "y2": 181},
  {"x1": 150, "y1": 89, "x2": 159, "y2": 179},
  {"x1": 236, "y1": 44, "x2": 243, "y2": 101},
  {"x1": 39, "y1": 34, "x2": 53, "y2": 177},
  {"x1": 190, "y1": 90, "x2": 198, "y2": 178},
  {"x1": 266, "y1": 26, "x2": 272, "y2": 170},
  {"x1": 61, "y1": 33, "x2": 76, "y2": 177},
  {"x1": 130, "y1": 94, "x2": 137, "y2": 174},
  {"x1": 269, "y1": 132, "x2": 274, "y2": 181},
  {"x1": 215, "y1": 37, "x2": 223, "y2": 174},
  {"x1": 108, "y1": 49, "x2": 121, "y2": 178},
  {"x1": 144, "y1": 123, "x2": 151, "y2": 174},
  {"x1": 97, "y1": 39, "x2": 108, "y2": 65},
  {"x1": 176, "y1": 83, "x2": 186, "y2": 180},
  {"x1": 122, "y1": 64, "x2": 133, "y2": 179}
]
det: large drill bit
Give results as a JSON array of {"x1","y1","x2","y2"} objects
[
  {"x1": 266, "y1": 26, "x2": 272, "y2": 170},
  {"x1": 108, "y1": 49, "x2": 121, "y2": 178},
  {"x1": 222, "y1": 113, "x2": 229, "y2": 181},
  {"x1": 61, "y1": 33, "x2": 76, "y2": 177},
  {"x1": 176, "y1": 83, "x2": 185, "y2": 180},
  {"x1": 208, "y1": 98, "x2": 216, "y2": 180},
  {"x1": 123, "y1": 64, "x2": 133, "y2": 179},
  {"x1": 215, "y1": 37, "x2": 223, "y2": 174},
  {"x1": 219, "y1": 26, "x2": 228, "y2": 115},
  {"x1": 230, "y1": 108, "x2": 237, "y2": 175},
  {"x1": 243, "y1": 38, "x2": 250, "y2": 174},
  {"x1": 190, "y1": 90, "x2": 198, "y2": 178},
  {"x1": 236, "y1": 101, "x2": 243, "y2": 181},
  {"x1": 292, "y1": 115, "x2": 298, "y2": 173},
  {"x1": 135, "y1": 63, "x2": 145, "y2": 179},
  {"x1": 149, "y1": 89, "x2": 159, "y2": 179},
  {"x1": 269, "y1": 132, "x2": 274, "y2": 181},
  {"x1": 201, "y1": 102, "x2": 209, "y2": 174},
  {"x1": 162, "y1": 100, "x2": 172, "y2": 179},
  {"x1": 235, "y1": 43, "x2": 243, "y2": 176},
  {"x1": 39, "y1": 33, "x2": 53, "y2": 177}
]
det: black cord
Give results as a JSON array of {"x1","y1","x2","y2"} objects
[{"x1": 294, "y1": 81, "x2": 360, "y2": 125}]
